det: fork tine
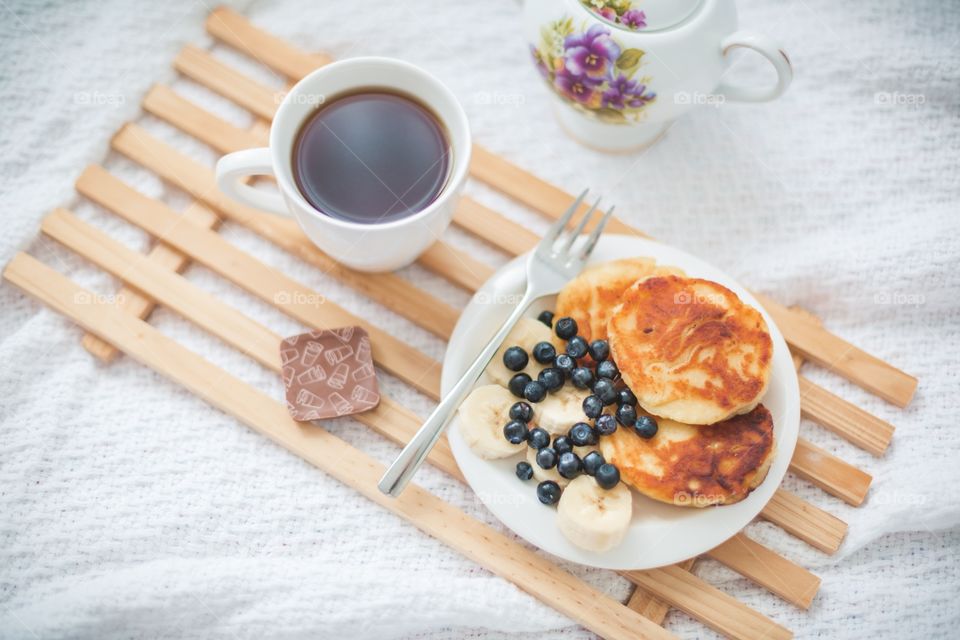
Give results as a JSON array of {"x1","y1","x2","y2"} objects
[
  {"x1": 580, "y1": 205, "x2": 615, "y2": 260},
  {"x1": 563, "y1": 197, "x2": 601, "y2": 252},
  {"x1": 544, "y1": 189, "x2": 588, "y2": 244}
]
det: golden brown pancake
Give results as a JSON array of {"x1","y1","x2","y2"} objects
[
  {"x1": 599, "y1": 405, "x2": 775, "y2": 507},
  {"x1": 554, "y1": 258, "x2": 685, "y2": 347},
  {"x1": 608, "y1": 275, "x2": 772, "y2": 425}
]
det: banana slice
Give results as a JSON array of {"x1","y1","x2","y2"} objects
[
  {"x1": 537, "y1": 385, "x2": 589, "y2": 435},
  {"x1": 485, "y1": 317, "x2": 552, "y2": 386},
  {"x1": 557, "y1": 475, "x2": 633, "y2": 553},
  {"x1": 458, "y1": 385, "x2": 526, "y2": 459},
  {"x1": 526, "y1": 445, "x2": 570, "y2": 488}
]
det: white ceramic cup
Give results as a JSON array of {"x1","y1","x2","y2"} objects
[{"x1": 215, "y1": 57, "x2": 471, "y2": 272}]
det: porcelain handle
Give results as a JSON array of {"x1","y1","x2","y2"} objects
[
  {"x1": 215, "y1": 148, "x2": 291, "y2": 216},
  {"x1": 715, "y1": 30, "x2": 793, "y2": 103}
]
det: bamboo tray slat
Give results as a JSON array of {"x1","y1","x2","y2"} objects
[{"x1": 1, "y1": 7, "x2": 918, "y2": 637}]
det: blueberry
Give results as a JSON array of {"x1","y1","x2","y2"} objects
[
  {"x1": 582, "y1": 394, "x2": 603, "y2": 419},
  {"x1": 616, "y1": 403, "x2": 638, "y2": 427},
  {"x1": 595, "y1": 413, "x2": 618, "y2": 436},
  {"x1": 523, "y1": 380, "x2": 547, "y2": 403},
  {"x1": 537, "y1": 480, "x2": 562, "y2": 505},
  {"x1": 569, "y1": 421, "x2": 598, "y2": 447},
  {"x1": 557, "y1": 452, "x2": 583, "y2": 479},
  {"x1": 538, "y1": 367, "x2": 564, "y2": 392},
  {"x1": 566, "y1": 335, "x2": 589, "y2": 359},
  {"x1": 527, "y1": 427, "x2": 550, "y2": 450},
  {"x1": 595, "y1": 463, "x2": 621, "y2": 490},
  {"x1": 634, "y1": 415, "x2": 659, "y2": 439},
  {"x1": 552, "y1": 436, "x2": 573, "y2": 455},
  {"x1": 554, "y1": 354, "x2": 576, "y2": 378},
  {"x1": 536, "y1": 446, "x2": 558, "y2": 469},
  {"x1": 582, "y1": 450, "x2": 605, "y2": 476},
  {"x1": 571, "y1": 367, "x2": 594, "y2": 389},
  {"x1": 509, "y1": 401, "x2": 534, "y2": 423},
  {"x1": 503, "y1": 420, "x2": 528, "y2": 444},
  {"x1": 618, "y1": 388, "x2": 637, "y2": 406},
  {"x1": 508, "y1": 373, "x2": 532, "y2": 398},
  {"x1": 516, "y1": 461, "x2": 534, "y2": 481},
  {"x1": 555, "y1": 317, "x2": 578, "y2": 340},
  {"x1": 592, "y1": 378, "x2": 618, "y2": 405},
  {"x1": 588, "y1": 339, "x2": 609, "y2": 361},
  {"x1": 502, "y1": 346, "x2": 529, "y2": 372},
  {"x1": 595, "y1": 359, "x2": 619, "y2": 381},
  {"x1": 537, "y1": 310, "x2": 554, "y2": 328},
  {"x1": 532, "y1": 341, "x2": 557, "y2": 364}
]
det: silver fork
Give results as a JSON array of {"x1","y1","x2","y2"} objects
[{"x1": 378, "y1": 190, "x2": 614, "y2": 497}]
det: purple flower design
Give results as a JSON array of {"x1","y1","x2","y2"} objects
[
  {"x1": 602, "y1": 74, "x2": 656, "y2": 109},
  {"x1": 621, "y1": 9, "x2": 647, "y2": 30},
  {"x1": 564, "y1": 24, "x2": 621, "y2": 79},
  {"x1": 554, "y1": 66, "x2": 602, "y2": 104}
]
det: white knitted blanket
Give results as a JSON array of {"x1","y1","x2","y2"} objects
[{"x1": 1, "y1": 0, "x2": 958, "y2": 638}]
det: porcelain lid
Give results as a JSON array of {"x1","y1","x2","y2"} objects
[{"x1": 577, "y1": 0, "x2": 702, "y2": 32}]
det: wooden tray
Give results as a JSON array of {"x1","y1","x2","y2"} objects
[{"x1": 3, "y1": 7, "x2": 917, "y2": 639}]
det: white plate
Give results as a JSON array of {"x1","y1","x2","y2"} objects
[{"x1": 442, "y1": 235, "x2": 800, "y2": 570}]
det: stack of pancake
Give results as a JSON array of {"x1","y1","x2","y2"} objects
[{"x1": 555, "y1": 259, "x2": 776, "y2": 507}]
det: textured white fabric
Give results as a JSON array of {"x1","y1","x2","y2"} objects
[{"x1": 1, "y1": 0, "x2": 959, "y2": 638}]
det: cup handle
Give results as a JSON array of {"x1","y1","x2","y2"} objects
[
  {"x1": 215, "y1": 148, "x2": 291, "y2": 216},
  {"x1": 715, "y1": 30, "x2": 793, "y2": 103}
]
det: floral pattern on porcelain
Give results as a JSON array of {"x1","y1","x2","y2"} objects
[
  {"x1": 531, "y1": 18, "x2": 655, "y2": 124},
  {"x1": 580, "y1": 0, "x2": 647, "y2": 31}
]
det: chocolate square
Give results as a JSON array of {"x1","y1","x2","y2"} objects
[{"x1": 280, "y1": 326, "x2": 380, "y2": 421}]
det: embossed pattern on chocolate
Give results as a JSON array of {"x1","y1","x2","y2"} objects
[{"x1": 280, "y1": 326, "x2": 380, "y2": 420}]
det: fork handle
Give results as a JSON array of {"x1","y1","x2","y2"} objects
[{"x1": 378, "y1": 290, "x2": 537, "y2": 497}]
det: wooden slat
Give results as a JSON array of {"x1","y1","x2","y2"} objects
[
  {"x1": 205, "y1": 6, "x2": 330, "y2": 79},
  {"x1": 144, "y1": 84, "x2": 266, "y2": 150},
  {"x1": 754, "y1": 293, "x2": 917, "y2": 407},
  {"x1": 2, "y1": 253, "x2": 675, "y2": 640},
  {"x1": 109, "y1": 123, "x2": 459, "y2": 340},
  {"x1": 75, "y1": 164, "x2": 443, "y2": 401},
  {"x1": 452, "y1": 198, "x2": 541, "y2": 257},
  {"x1": 175, "y1": 44, "x2": 277, "y2": 120},
  {"x1": 799, "y1": 375, "x2": 894, "y2": 456},
  {"x1": 627, "y1": 558, "x2": 697, "y2": 624},
  {"x1": 790, "y1": 438, "x2": 871, "y2": 507},
  {"x1": 622, "y1": 565, "x2": 791, "y2": 640},
  {"x1": 706, "y1": 533, "x2": 820, "y2": 609},
  {"x1": 761, "y1": 490, "x2": 846, "y2": 554},
  {"x1": 417, "y1": 241, "x2": 492, "y2": 292}
]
